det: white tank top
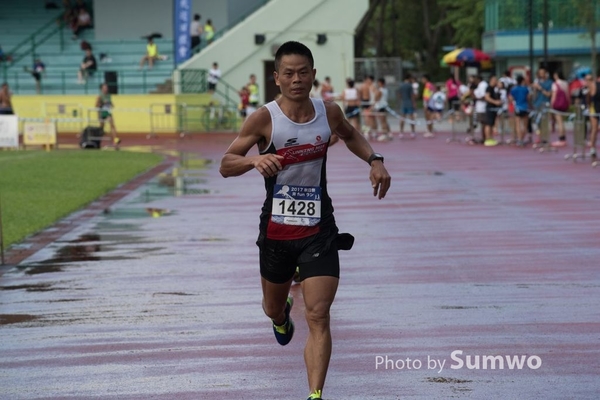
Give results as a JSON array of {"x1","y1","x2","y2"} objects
[
  {"x1": 261, "y1": 98, "x2": 334, "y2": 240},
  {"x1": 374, "y1": 87, "x2": 388, "y2": 109},
  {"x1": 344, "y1": 88, "x2": 358, "y2": 101}
]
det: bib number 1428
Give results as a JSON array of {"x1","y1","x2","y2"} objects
[
  {"x1": 277, "y1": 200, "x2": 317, "y2": 217},
  {"x1": 271, "y1": 184, "x2": 321, "y2": 226}
]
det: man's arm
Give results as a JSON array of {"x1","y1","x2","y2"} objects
[
  {"x1": 326, "y1": 102, "x2": 391, "y2": 199},
  {"x1": 220, "y1": 107, "x2": 283, "y2": 178}
]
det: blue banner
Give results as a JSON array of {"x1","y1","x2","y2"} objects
[{"x1": 174, "y1": 0, "x2": 191, "y2": 64}]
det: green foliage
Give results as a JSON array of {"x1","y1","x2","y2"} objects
[
  {"x1": 0, "y1": 150, "x2": 162, "y2": 248},
  {"x1": 438, "y1": 0, "x2": 485, "y2": 48}
]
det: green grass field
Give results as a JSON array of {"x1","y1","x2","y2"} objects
[{"x1": 0, "y1": 150, "x2": 163, "y2": 249}]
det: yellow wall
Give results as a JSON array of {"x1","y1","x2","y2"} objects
[{"x1": 12, "y1": 94, "x2": 215, "y2": 134}]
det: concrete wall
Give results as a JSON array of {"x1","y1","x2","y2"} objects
[
  {"x1": 94, "y1": 0, "x2": 174, "y2": 40},
  {"x1": 94, "y1": 0, "x2": 265, "y2": 41},
  {"x1": 12, "y1": 94, "x2": 214, "y2": 133},
  {"x1": 178, "y1": 0, "x2": 368, "y2": 104}
]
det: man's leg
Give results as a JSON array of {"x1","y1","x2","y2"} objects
[
  {"x1": 261, "y1": 277, "x2": 293, "y2": 326},
  {"x1": 301, "y1": 275, "x2": 338, "y2": 395},
  {"x1": 399, "y1": 113, "x2": 405, "y2": 133}
]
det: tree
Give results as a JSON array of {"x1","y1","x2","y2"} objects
[
  {"x1": 437, "y1": 0, "x2": 485, "y2": 48},
  {"x1": 573, "y1": 0, "x2": 598, "y2": 75}
]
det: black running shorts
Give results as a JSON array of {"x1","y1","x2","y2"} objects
[{"x1": 257, "y1": 226, "x2": 340, "y2": 284}]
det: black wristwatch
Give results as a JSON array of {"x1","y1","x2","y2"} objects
[{"x1": 367, "y1": 153, "x2": 384, "y2": 165}]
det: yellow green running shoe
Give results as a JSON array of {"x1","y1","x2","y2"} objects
[{"x1": 272, "y1": 296, "x2": 294, "y2": 346}]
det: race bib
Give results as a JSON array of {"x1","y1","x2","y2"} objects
[{"x1": 271, "y1": 184, "x2": 321, "y2": 226}]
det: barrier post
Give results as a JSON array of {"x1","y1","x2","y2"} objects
[
  {"x1": 565, "y1": 105, "x2": 586, "y2": 162},
  {"x1": 535, "y1": 110, "x2": 556, "y2": 153}
]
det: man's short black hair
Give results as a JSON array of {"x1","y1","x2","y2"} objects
[
  {"x1": 194, "y1": 14, "x2": 201, "y2": 21},
  {"x1": 274, "y1": 41, "x2": 314, "y2": 72},
  {"x1": 516, "y1": 75, "x2": 524, "y2": 85}
]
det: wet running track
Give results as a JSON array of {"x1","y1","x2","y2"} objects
[{"x1": 1, "y1": 132, "x2": 599, "y2": 399}]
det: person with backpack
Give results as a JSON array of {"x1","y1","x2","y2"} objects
[{"x1": 550, "y1": 70, "x2": 570, "y2": 147}]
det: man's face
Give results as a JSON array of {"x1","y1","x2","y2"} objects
[
  {"x1": 537, "y1": 69, "x2": 545, "y2": 79},
  {"x1": 274, "y1": 54, "x2": 315, "y2": 100}
]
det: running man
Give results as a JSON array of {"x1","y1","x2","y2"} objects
[
  {"x1": 96, "y1": 83, "x2": 120, "y2": 148},
  {"x1": 219, "y1": 41, "x2": 391, "y2": 400}
]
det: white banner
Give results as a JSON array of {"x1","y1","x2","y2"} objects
[{"x1": 0, "y1": 115, "x2": 19, "y2": 148}]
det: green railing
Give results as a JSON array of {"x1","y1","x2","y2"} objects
[
  {"x1": 1, "y1": 12, "x2": 66, "y2": 80},
  {"x1": 485, "y1": 0, "x2": 600, "y2": 31},
  {"x1": 179, "y1": 69, "x2": 239, "y2": 109},
  {"x1": 179, "y1": 69, "x2": 208, "y2": 93},
  {"x1": 5, "y1": 69, "x2": 176, "y2": 95},
  {"x1": 191, "y1": 0, "x2": 271, "y2": 54}
]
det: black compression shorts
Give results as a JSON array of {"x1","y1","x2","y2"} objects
[{"x1": 257, "y1": 225, "x2": 340, "y2": 284}]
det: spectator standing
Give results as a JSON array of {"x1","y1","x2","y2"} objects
[
  {"x1": 445, "y1": 74, "x2": 460, "y2": 112},
  {"x1": 499, "y1": 70, "x2": 516, "y2": 88},
  {"x1": 238, "y1": 86, "x2": 250, "y2": 122},
  {"x1": 428, "y1": 85, "x2": 446, "y2": 121},
  {"x1": 510, "y1": 76, "x2": 531, "y2": 147},
  {"x1": 339, "y1": 78, "x2": 361, "y2": 132},
  {"x1": 204, "y1": 19, "x2": 215, "y2": 45},
  {"x1": 373, "y1": 78, "x2": 391, "y2": 141},
  {"x1": 207, "y1": 62, "x2": 221, "y2": 94},
  {"x1": 78, "y1": 48, "x2": 97, "y2": 84},
  {"x1": 483, "y1": 75, "x2": 502, "y2": 146},
  {"x1": 247, "y1": 74, "x2": 259, "y2": 111},
  {"x1": 23, "y1": 58, "x2": 46, "y2": 94},
  {"x1": 360, "y1": 75, "x2": 376, "y2": 138},
  {"x1": 472, "y1": 75, "x2": 489, "y2": 144},
  {"x1": 550, "y1": 71, "x2": 571, "y2": 147},
  {"x1": 310, "y1": 79, "x2": 321, "y2": 98},
  {"x1": 531, "y1": 67, "x2": 553, "y2": 140},
  {"x1": 421, "y1": 74, "x2": 436, "y2": 137},
  {"x1": 587, "y1": 73, "x2": 600, "y2": 160},
  {"x1": 0, "y1": 83, "x2": 14, "y2": 115},
  {"x1": 398, "y1": 74, "x2": 416, "y2": 138},
  {"x1": 320, "y1": 76, "x2": 334, "y2": 101},
  {"x1": 190, "y1": 14, "x2": 203, "y2": 52}
]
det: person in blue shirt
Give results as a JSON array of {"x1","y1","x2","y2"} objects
[
  {"x1": 510, "y1": 75, "x2": 531, "y2": 147},
  {"x1": 531, "y1": 68, "x2": 553, "y2": 136}
]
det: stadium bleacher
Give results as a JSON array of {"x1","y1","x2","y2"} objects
[{"x1": 1, "y1": 0, "x2": 174, "y2": 95}]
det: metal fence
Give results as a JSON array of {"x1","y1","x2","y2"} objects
[
  {"x1": 485, "y1": 0, "x2": 600, "y2": 31},
  {"x1": 4, "y1": 69, "x2": 177, "y2": 95}
]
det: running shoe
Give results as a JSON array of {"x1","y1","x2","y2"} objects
[
  {"x1": 551, "y1": 140, "x2": 567, "y2": 147},
  {"x1": 484, "y1": 139, "x2": 498, "y2": 147},
  {"x1": 423, "y1": 132, "x2": 435, "y2": 138},
  {"x1": 307, "y1": 389, "x2": 323, "y2": 400},
  {"x1": 273, "y1": 297, "x2": 294, "y2": 346}
]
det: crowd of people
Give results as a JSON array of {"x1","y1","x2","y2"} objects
[{"x1": 266, "y1": 66, "x2": 597, "y2": 160}]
